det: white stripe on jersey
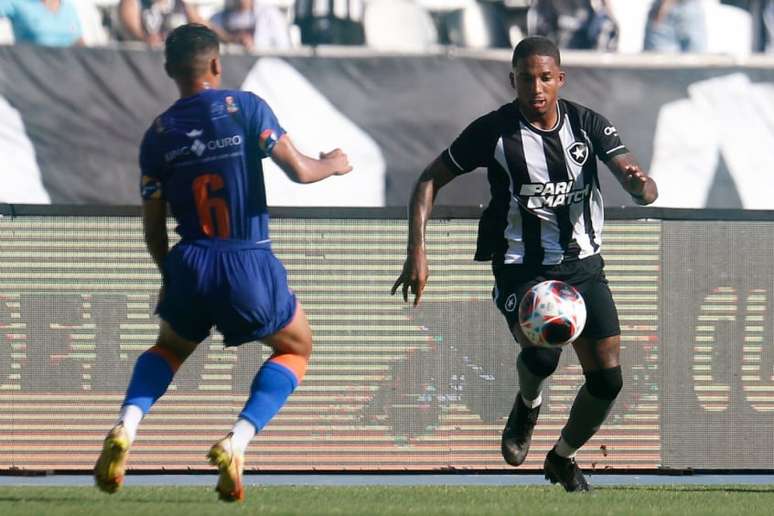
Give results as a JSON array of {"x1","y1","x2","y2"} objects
[
  {"x1": 515, "y1": 121, "x2": 562, "y2": 264},
  {"x1": 447, "y1": 146, "x2": 465, "y2": 172},
  {"x1": 578, "y1": 124, "x2": 604, "y2": 250},
  {"x1": 496, "y1": 113, "x2": 604, "y2": 265},
  {"x1": 494, "y1": 137, "x2": 525, "y2": 262},
  {"x1": 558, "y1": 114, "x2": 595, "y2": 259},
  {"x1": 606, "y1": 144, "x2": 626, "y2": 155},
  {"x1": 590, "y1": 186, "x2": 605, "y2": 250}
]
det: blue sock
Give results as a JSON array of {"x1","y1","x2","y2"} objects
[
  {"x1": 238, "y1": 361, "x2": 299, "y2": 431},
  {"x1": 122, "y1": 346, "x2": 178, "y2": 414}
]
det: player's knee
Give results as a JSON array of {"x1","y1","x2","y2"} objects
[
  {"x1": 584, "y1": 366, "x2": 623, "y2": 401},
  {"x1": 268, "y1": 353, "x2": 309, "y2": 385},
  {"x1": 519, "y1": 346, "x2": 562, "y2": 379}
]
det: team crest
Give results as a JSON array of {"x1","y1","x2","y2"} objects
[
  {"x1": 504, "y1": 293, "x2": 518, "y2": 312},
  {"x1": 567, "y1": 142, "x2": 589, "y2": 166},
  {"x1": 210, "y1": 101, "x2": 226, "y2": 118},
  {"x1": 225, "y1": 96, "x2": 239, "y2": 113}
]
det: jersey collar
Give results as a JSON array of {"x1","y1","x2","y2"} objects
[{"x1": 514, "y1": 99, "x2": 565, "y2": 135}]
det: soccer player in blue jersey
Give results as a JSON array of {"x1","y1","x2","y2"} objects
[{"x1": 94, "y1": 23, "x2": 352, "y2": 502}]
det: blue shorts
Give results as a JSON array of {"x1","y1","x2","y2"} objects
[{"x1": 157, "y1": 239, "x2": 297, "y2": 346}]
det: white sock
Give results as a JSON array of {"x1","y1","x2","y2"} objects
[
  {"x1": 229, "y1": 419, "x2": 256, "y2": 455},
  {"x1": 521, "y1": 392, "x2": 542, "y2": 409},
  {"x1": 118, "y1": 404, "x2": 144, "y2": 444},
  {"x1": 554, "y1": 436, "x2": 578, "y2": 459}
]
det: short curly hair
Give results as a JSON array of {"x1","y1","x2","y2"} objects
[
  {"x1": 511, "y1": 36, "x2": 561, "y2": 68},
  {"x1": 164, "y1": 23, "x2": 220, "y2": 79}
]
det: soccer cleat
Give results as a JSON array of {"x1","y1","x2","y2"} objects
[
  {"x1": 501, "y1": 393, "x2": 541, "y2": 466},
  {"x1": 207, "y1": 434, "x2": 245, "y2": 502},
  {"x1": 94, "y1": 424, "x2": 130, "y2": 494},
  {"x1": 543, "y1": 447, "x2": 591, "y2": 492}
]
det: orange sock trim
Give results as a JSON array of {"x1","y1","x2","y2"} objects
[
  {"x1": 147, "y1": 345, "x2": 182, "y2": 373},
  {"x1": 268, "y1": 354, "x2": 308, "y2": 384}
]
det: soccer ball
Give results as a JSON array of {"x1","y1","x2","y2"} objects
[{"x1": 518, "y1": 280, "x2": 587, "y2": 347}]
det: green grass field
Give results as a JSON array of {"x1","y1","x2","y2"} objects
[{"x1": 1, "y1": 485, "x2": 774, "y2": 516}]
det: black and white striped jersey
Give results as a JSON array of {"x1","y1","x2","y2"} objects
[{"x1": 441, "y1": 99, "x2": 628, "y2": 267}]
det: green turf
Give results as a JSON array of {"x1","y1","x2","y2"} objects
[{"x1": 1, "y1": 485, "x2": 773, "y2": 516}]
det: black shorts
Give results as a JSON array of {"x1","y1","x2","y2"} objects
[{"x1": 493, "y1": 254, "x2": 621, "y2": 341}]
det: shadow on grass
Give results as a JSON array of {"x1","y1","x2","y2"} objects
[
  {"x1": 0, "y1": 496, "x2": 96, "y2": 503},
  {"x1": 0, "y1": 494, "x2": 215, "y2": 504},
  {"x1": 599, "y1": 486, "x2": 774, "y2": 494}
]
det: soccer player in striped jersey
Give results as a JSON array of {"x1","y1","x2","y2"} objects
[
  {"x1": 94, "y1": 23, "x2": 351, "y2": 501},
  {"x1": 392, "y1": 36, "x2": 658, "y2": 491}
]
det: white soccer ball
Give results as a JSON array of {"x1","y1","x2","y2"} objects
[{"x1": 518, "y1": 280, "x2": 587, "y2": 348}]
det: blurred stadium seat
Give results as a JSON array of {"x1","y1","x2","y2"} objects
[
  {"x1": 74, "y1": 0, "x2": 110, "y2": 46},
  {"x1": 0, "y1": 18, "x2": 13, "y2": 46},
  {"x1": 444, "y1": 1, "x2": 510, "y2": 49},
  {"x1": 363, "y1": 0, "x2": 438, "y2": 52},
  {"x1": 607, "y1": 0, "x2": 650, "y2": 53},
  {"x1": 704, "y1": 0, "x2": 753, "y2": 56}
]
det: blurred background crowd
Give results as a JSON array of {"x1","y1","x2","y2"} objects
[{"x1": 0, "y1": 0, "x2": 772, "y2": 55}]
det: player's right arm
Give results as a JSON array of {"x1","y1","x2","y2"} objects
[
  {"x1": 391, "y1": 157, "x2": 456, "y2": 306},
  {"x1": 269, "y1": 134, "x2": 352, "y2": 184},
  {"x1": 142, "y1": 198, "x2": 169, "y2": 273},
  {"x1": 139, "y1": 126, "x2": 168, "y2": 275},
  {"x1": 392, "y1": 112, "x2": 496, "y2": 306}
]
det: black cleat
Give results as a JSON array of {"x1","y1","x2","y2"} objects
[
  {"x1": 501, "y1": 393, "x2": 540, "y2": 466},
  {"x1": 544, "y1": 447, "x2": 591, "y2": 492}
]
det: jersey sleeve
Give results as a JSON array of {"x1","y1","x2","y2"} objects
[
  {"x1": 585, "y1": 110, "x2": 629, "y2": 162},
  {"x1": 441, "y1": 113, "x2": 499, "y2": 175},
  {"x1": 244, "y1": 93, "x2": 287, "y2": 159},
  {"x1": 139, "y1": 127, "x2": 165, "y2": 201}
]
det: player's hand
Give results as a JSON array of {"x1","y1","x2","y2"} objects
[
  {"x1": 391, "y1": 250, "x2": 429, "y2": 306},
  {"x1": 319, "y1": 149, "x2": 353, "y2": 176},
  {"x1": 621, "y1": 164, "x2": 648, "y2": 197}
]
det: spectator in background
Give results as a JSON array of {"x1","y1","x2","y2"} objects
[
  {"x1": 643, "y1": 0, "x2": 707, "y2": 52},
  {"x1": 0, "y1": 0, "x2": 83, "y2": 46},
  {"x1": 527, "y1": 0, "x2": 618, "y2": 51},
  {"x1": 118, "y1": 0, "x2": 207, "y2": 47},
  {"x1": 294, "y1": 0, "x2": 365, "y2": 46},
  {"x1": 210, "y1": 0, "x2": 291, "y2": 50}
]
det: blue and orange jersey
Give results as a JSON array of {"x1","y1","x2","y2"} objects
[{"x1": 139, "y1": 89, "x2": 284, "y2": 243}]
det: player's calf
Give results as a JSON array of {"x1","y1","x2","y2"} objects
[{"x1": 501, "y1": 347, "x2": 561, "y2": 466}]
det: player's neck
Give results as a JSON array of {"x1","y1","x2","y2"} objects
[
  {"x1": 177, "y1": 79, "x2": 217, "y2": 99},
  {"x1": 518, "y1": 102, "x2": 559, "y2": 131}
]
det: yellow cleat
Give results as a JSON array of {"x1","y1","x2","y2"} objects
[
  {"x1": 94, "y1": 424, "x2": 130, "y2": 494},
  {"x1": 207, "y1": 434, "x2": 245, "y2": 502}
]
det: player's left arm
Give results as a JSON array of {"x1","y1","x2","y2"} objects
[
  {"x1": 270, "y1": 134, "x2": 353, "y2": 184},
  {"x1": 606, "y1": 152, "x2": 658, "y2": 205},
  {"x1": 586, "y1": 108, "x2": 658, "y2": 205},
  {"x1": 246, "y1": 94, "x2": 353, "y2": 183},
  {"x1": 142, "y1": 198, "x2": 169, "y2": 274}
]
